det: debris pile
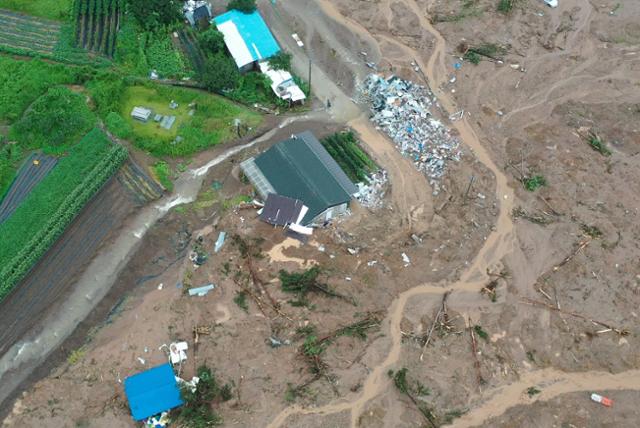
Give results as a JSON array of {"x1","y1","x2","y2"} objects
[
  {"x1": 356, "y1": 170, "x2": 388, "y2": 209},
  {"x1": 361, "y1": 74, "x2": 461, "y2": 194}
]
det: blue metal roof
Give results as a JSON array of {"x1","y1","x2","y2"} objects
[
  {"x1": 213, "y1": 10, "x2": 281, "y2": 62},
  {"x1": 124, "y1": 363, "x2": 183, "y2": 421}
]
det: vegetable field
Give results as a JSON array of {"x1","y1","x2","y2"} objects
[
  {"x1": 0, "y1": 129, "x2": 128, "y2": 301},
  {"x1": 0, "y1": 154, "x2": 58, "y2": 224},
  {"x1": 74, "y1": 0, "x2": 122, "y2": 57},
  {"x1": 0, "y1": 9, "x2": 62, "y2": 56},
  {"x1": 177, "y1": 28, "x2": 207, "y2": 75},
  {"x1": 321, "y1": 131, "x2": 378, "y2": 183}
]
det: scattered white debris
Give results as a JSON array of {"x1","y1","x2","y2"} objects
[
  {"x1": 157, "y1": 283, "x2": 164, "y2": 290},
  {"x1": 345, "y1": 277, "x2": 352, "y2": 281},
  {"x1": 590, "y1": 393, "x2": 613, "y2": 407},
  {"x1": 402, "y1": 252, "x2": 411, "y2": 266},
  {"x1": 367, "y1": 260, "x2": 378, "y2": 266},
  {"x1": 169, "y1": 342, "x2": 189, "y2": 365},
  {"x1": 292, "y1": 33, "x2": 304, "y2": 47},
  {"x1": 137, "y1": 357, "x2": 146, "y2": 365},
  {"x1": 347, "y1": 248, "x2": 358, "y2": 255},
  {"x1": 318, "y1": 245, "x2": 326, "y2": 252}
]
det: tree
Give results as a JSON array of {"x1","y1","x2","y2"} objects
[
  {"x1": 201, "y1": 54, "x2": 240, "y2": 92},
  {"x1": 10, "y1": 86, "x2": 95, "y2": 149},
  {"x1": 128, "y1": 0, "x2": 182, "y2": 30},
  {"x1": 268, "y1": 51, "x2": 292, "y2": 71},
  {"x1": 198, "y1": 27, "x2": 226, "y2": 55},
  {"x1": 227, "y1": 0, "x2": 257, "y2": 13}
]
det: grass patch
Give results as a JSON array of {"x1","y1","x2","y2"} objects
[
  {"x1": 151, "y1": 161, "x2": 174, "y2": 192},
  {"x1": 587, "y1": 134, "x2": 612, "y2": 156},
  {"x1": 320, "y1": 131, "x2": 377, "y2": 183},
  {"x1": 0, "y1": 129, "x2": 127, "y2": 300},
  {"x1": 522, "y1": 175, "x2": 546, "y2": 191},
  {"x1": 67, "y1": 346, "x2": 86, "y2": 365},
  {"x1": 119, "y1": 84, "x2": 262, "y2": 157},
  {"x1": 0, "y1": 0, "x2": 72, "y2": 21}
]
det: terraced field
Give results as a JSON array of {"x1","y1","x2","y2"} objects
[{"x1": 0, "y1": 9, "x2": 61, "y2": 56}]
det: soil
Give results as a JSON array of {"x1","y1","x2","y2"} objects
[{"x1": 2, "y1": 0, "x2": 640, "y2": 427}]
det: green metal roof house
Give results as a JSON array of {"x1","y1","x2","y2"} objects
[{"x1": 241, "y1": 131, "x2": 358, "y2": 225}]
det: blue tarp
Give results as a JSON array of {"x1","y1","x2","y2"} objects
[
  {"x1": 124, "y1": 363, "x2": 183, "y2": 421},
  {"x1": 213, "y1": 10, "x2": 281, "y2": 62}
]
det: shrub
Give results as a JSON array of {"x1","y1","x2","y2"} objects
[
  {"x1": 105, "y1": 112, "x2": 133, "y2": 139},
  {"x1": 522, "y1": 175, "x2": 546, "y2": 192},
  {"x1": 227, "y1": 0, "x2": 256, "y2": 13},
  {"x1": 175, "y1": 365, "x2": 232, "y2": 427},
  {"x1": 198, "y1": 27, "x2": 226, "y2": 55},
  {"x1": 152, "y1": 161, "x2": 174, "y2": 191},
  {"x1": 128, "y1": 0, "x2": 182, "y2": 30},
  {"x1": 88, "y1": 74, "x2": 127, "y2": 117},
  {"x1": 269, "y1": 51, "x2": 292, "y2": 71},
  {"x1": 202, "y1": 54, "x2": 240, "y2": 92},
  {"x1": 10, "y1": 86, "x2": 96, "y2": 149},
  {"x1": 497, "y1": 0, "x2": 513, "y2": 14}
]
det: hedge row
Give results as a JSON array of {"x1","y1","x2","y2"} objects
[{"x1": 0, "y1": 136, "x2": 128, "y2": 301}]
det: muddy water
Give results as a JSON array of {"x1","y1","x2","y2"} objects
[
  {"x1": 266, "y1": 237, "x2": 316, "y2": 267},
  {"x1": 267, "y1": 1, "x2": 640, "y2": 427},
  {"x1": 0, "y1": 117, "x2": 305, "y2": 407}
]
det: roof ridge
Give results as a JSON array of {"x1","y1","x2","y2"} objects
[{"x1": 275, "y1": 142, "x2": 332, "y2": 206}]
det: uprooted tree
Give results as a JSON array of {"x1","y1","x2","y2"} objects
[
  {"x1": 279, "y1": 266, "x2": 355, "y2": 305},
  {"x1": 175, "y1": 365, "x2": 233, "y2": 427}
]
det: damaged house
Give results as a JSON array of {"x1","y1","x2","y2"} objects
[{"x1": 241, "y1": 131, "x2": 358, "y2": 225}]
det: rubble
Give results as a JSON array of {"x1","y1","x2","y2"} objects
[
  {"x1": 360, "y1": 74, "x2": 461, "y2": 195},
  {"x1": 356, "y1": 170, "x2": 388, "y2": 209}
]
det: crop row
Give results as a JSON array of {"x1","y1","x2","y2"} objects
[
  {"x1": 0, "y1": 11, "x2": 61, "y2": 55},
  {"x1": 74, "y1": 0, "x2": 122, "y2": 57},
  {"x1": 0, "y1": 143, "x2": 128, "y2": 300},
  {"x1": 178, "y1": 28, "x2": 206, "y2": 75}
]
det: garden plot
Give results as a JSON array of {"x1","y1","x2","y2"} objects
[
  {"x1": 120, "y1": 85, "x2": 262, "y2": 157},
  {"x1": 0, "y1": 154, "x2": 57, "y2": 224},
  {"x1": 74, "y1": 0, "x2": 122, "y2": 57},
  {"x1": 177, "y1": 28, "x2": 206, "y2": 75},
  {"x1": 0, "y1": 9, "x2": 61, "y2": 56}
]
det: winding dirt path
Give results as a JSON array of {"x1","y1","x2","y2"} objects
[{"x1": 266, "y1": 1, "x2": 640, "y2": 426}]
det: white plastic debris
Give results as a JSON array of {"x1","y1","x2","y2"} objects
[
  {"x1": 402, "y1": 252, "x2": 411, "y2": 266},
  {"x1": 367, "y1": 260, "x2": 378, "y2": 266},
  {"x1": 137, "y1": 357, "x2": 146, "y2": 365},
  {"x1": 169, "y1": 341, "x2": 189, "y2": 365},
  {"x1": 318, "y1": 245, "x2": 326, "y2": 252},
  {"x1": 157, "y1": 283, "x2": 164, "y2": 290}
]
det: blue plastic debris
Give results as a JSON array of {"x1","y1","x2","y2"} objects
[
  {"x1": 454, "y1": 62, "x2": 462, "y2": 70},
  {"x1": 214, "y1": 231, "x2": 226, "y2": 253},
  {"x1": 124, "y1": 363, "x2": 183, "y2": 421}
]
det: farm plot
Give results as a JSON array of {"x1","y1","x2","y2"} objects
[
  {"x1": 0, "y1": 129, "x2": 128, "y2": 301},
  {"x1": 74, "y1": 0, "x2": 122, "y2": 57},
  {"x1": 0, "y1": 154, "x2": 57, "y2": 224},
  {"x1": 0, "y1": 9, "x2": 61, "y2": 56},
  {"x1": 177, "y1": 28, "x2": 206, "y2": 75}
]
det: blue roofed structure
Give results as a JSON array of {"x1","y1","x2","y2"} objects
[
  {"x1": 213, "y1": 10, "x2": 281, "y2": 71},
  {"x1": 124, "y1": 363, "x2": 183, "y2": 421}
]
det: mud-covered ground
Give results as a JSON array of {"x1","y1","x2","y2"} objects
[{"x1": 3, "y1": 0, "x2": 640, "y2": 427}]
